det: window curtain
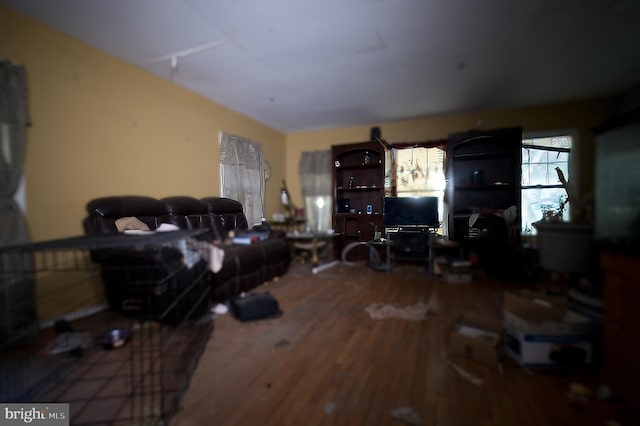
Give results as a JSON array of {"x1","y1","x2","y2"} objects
[
  {"x1": 0, "y1": 60, "x2": 30, "y2": 246},
  {"x1": 298, "y1": 150, "x2": 332, "y2": 232},
  {"x1": 219, "y1": 132, "x2": 265, "y2": 227},
  {"x1": 1, "y1": 60, "x2": 37, "y2": 350}
]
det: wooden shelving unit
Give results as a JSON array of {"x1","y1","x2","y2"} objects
[
  {"x1": 446, "y1": 127, "x2": 522, "y2": 276},
  {"x1": 447, "y1": 127, "x2": 522, "y2": 242},
  {"x1": 332, "y1": 141, "x2": 385, "y2": 260}
]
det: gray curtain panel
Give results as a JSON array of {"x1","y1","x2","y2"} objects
[
  {"x1": 298, "y1": 150, "x2": 332, "y2": 198},
  {"x1": 298, "y1": 150, "x2": 332, "y2": 232},
  {"x1": 0, "y1": 60, "x2": 30, "y2": 247},
  {"x1": 219, "y1": 132, "x2": 265, "y2": 226},
  {"x1": 0, "y1": 60, "x2": 37, "y2": 350}
]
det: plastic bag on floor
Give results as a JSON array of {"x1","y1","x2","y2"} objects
[{"x1": 390, "y1": 406, "x2": 422, "y2": 425}]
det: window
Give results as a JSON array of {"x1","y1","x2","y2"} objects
[
  {"x1": 521, "y1": 134, "x2": 573, "y2": 235},
  {"x1": 219, "y1": 132, "x2": 265, "y2": 227},
  {"x1": 392, "y1": 146, "x2": 446, "y2": 226}
]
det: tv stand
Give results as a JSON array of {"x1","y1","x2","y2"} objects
[
  {"x1": 385, "y1": 227, "x2": 436, "y2": 263},
  {"x1": 385, "y1": 227, "x2": 432, "y2": 234}
]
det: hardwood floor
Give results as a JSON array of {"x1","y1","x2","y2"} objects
[{"x1": 172, "y1": 262, "x2": 633, "y2": 426}]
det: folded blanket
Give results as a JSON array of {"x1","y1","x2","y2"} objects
[{"x1": 115, "y1": 216, "x2": 149, "y2": 232}]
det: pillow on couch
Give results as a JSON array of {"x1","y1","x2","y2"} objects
[{"x1": 115, "y1": 216, "x2": 150, "y2": 232}]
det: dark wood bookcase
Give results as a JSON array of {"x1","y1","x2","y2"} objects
[
  {"x1": 447, "y1": 127, "x2": 522, "y2": 250},
  {"x1": 332, "y1": 141, "x2": 385, "y2": 260}
]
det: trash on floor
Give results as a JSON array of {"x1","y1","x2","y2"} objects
[
  {"x1": 324, "y1": 402, "x2": 336, "y2": 415},
  {"x1": 566, "y1": 382, "x2": 593, "y2": 403},
  {"x1": 366, "y1": 293, "x2": 437, "y2": 321},
  {"x1": 448, "y1": 313, "x2": 502, "y2": 366},
  {"x1": 41, "y1": 331, "x2": 95, "y2": 356},
  {"x1": 212, "y1": 303, "x2": 228, "y2": 315},
  {"x1": 274, "y1": 339, "x2": 291, "y2": 349},
  {"x1": 390, "y1": 406, "x2": 422, "y2": 425},
  {"x1": 447, "y1": 359, "x2": 484, "y2": 386}
]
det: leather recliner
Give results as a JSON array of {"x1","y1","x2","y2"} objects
[{"x1": 83, "y1": 195, "x2": 291, "y2": 311}]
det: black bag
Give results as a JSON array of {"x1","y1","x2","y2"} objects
[{"x1": 229, "y1": 292, "x2": 283, "y2": 322}]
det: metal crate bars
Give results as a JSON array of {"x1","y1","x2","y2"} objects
[{"x1": 0, "y1": 230, "x2": 213, "y2": 425}]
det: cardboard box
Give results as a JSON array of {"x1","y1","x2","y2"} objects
[
  {"x1": 503, "y1": 291, "x2": 593, "y2": 367},
  {"x1": 449, "y1": 313, "x2": 502, "y2": 366}
]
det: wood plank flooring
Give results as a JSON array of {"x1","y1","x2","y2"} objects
[{"x1": 172, "y1": 262, "x2": 633, "y2": 426}]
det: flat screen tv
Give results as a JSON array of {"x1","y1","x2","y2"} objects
[{"x1": 383, "y1": 196, "x2": 439, "y2": 228}]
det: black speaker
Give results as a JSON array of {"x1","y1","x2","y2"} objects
[
  {"x1": 370, "y1": 126, "x2": 381, "y2": 141},
  {"x1": 337, "y1": 198, "x2": 351, "y2": 214}
]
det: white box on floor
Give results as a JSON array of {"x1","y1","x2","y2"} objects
[
  {"x1": 503, "y1": 291, "x2": 593, "y2": 366},
  {"x1": 449, "y1": 313, "x2": 503, "y2": 366}
]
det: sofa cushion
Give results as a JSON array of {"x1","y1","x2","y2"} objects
[
  {"x1": 161, "y1": 196, "x2": 209, "y2": 231},
  {"x1": 201, "y1": 197, "x2": 249, "y2": 240},
  {"x1": 84, "y1": 195, "x2": 167, "y2": 234}
]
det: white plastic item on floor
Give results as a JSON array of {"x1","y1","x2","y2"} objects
[
  {"x1": 312, "y1": 260, "x2": 338, "y2": 274},
  {"x1": 212, "y1": 303, "x2": 228, "y2": 315}
]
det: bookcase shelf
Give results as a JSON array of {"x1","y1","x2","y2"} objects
[
  {"x1": 332, "y1": 141, "x2": 385, "y2": 260},
  {"x1": 446, "y1": 127, "x2": 522, "y2": 273}
]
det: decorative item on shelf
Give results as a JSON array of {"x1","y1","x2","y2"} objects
[
  {"x1": 263, "y1": 160, "x2": 272, "y2": 181},
  {"x1": 363, "y1": 151, "x2": 370, "y2": 165},
  {"x1": 470, "y1": 169, "x2": 484, "y2": 186},
  {"x1": 280, "y1": 179, "x2": 296, "y2": 219},
  {"x1": 348, "y1": 176, "x2": 354, "y2": 189},
  {"x1": 338, "y1": 199, "x2": 351, "y2": 213}
]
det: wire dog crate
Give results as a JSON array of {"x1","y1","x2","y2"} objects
[{"x1": 0, "y1": 230, "x2": 213, "y2": 425}]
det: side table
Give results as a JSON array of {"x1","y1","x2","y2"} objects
[
  {"x1": 367, "y1": 239, "x2": 394, "y2": 272},
  {"x1": 286, "y1": 231, "x2": 338, "y2": 266}
]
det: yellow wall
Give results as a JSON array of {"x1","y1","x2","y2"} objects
[
  {"x1": 1, "y1": 6, "x2": 287, "y2": 241},
  {"x1": 2, "y1": 6, "x2": 612, "y2": 242},
  {"x1": 285, "y1": 100, "x2": 610, "y2": 208}
]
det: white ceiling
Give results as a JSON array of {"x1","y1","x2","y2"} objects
[{"x1": 3, "y1": 0, "x2": 640, "y2": 133}]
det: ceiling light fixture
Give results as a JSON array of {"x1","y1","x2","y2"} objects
[{"x1": 146, "y1": 39, "x2": 226, "y2": 80}]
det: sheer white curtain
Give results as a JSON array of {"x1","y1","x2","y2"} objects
[
  {"x1": 0, "y1": 60, "x2": 30, "y2": 246},
  {"x1": 1, "y1": 60, "x2": 37, "y2": 349},
  {"x1": 298, "y1": 150, "x2": 332, "y2": 232},
  {"x1": 219, "y1": 132, "x2": 265, "y2": 227}
]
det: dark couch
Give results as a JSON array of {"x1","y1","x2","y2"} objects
[{"x1": 83, "y1": 195, "x2": 291, "y2": 305}]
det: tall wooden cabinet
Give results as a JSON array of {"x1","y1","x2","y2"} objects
[
  {"x1": 600, "y1": 250, "x2": 640, "y2": 413},
  {"x1": 447, "y1": 127, "x2": 522, "y2": 242},
  {"x1": 446, "y1": 127, "x2": 522, "y2": 276},
  {"x1": 332, "y1": 141, "x2": 385, "y2": 260}
]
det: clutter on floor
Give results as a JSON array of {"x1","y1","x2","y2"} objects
[
  {"x1": 390, "y1": 406, "x2": 422, "y2": 425},
  {"x1": 365, "y1": 299, "x2": 436, "y2": 321},
  {"x1": 228, "y1": 292, "x2": 283, "y2": 322},
  {"x1": 447, "y1": 360, "x2": 484, "y2": 386}
]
